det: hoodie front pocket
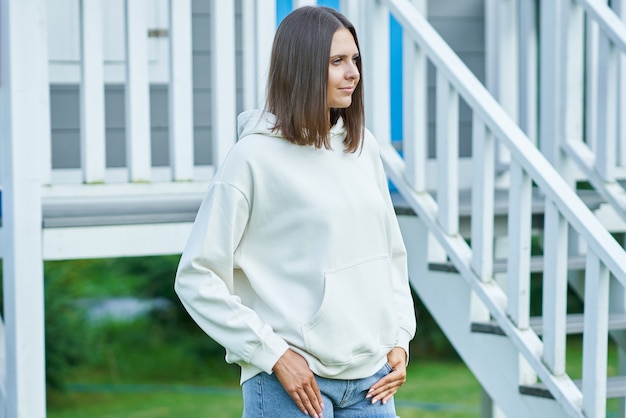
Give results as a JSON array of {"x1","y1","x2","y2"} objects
[{"x1": 301, "y1": 255, "x2": 397, "y2": 367}]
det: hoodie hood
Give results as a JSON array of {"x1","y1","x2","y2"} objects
[{"x1": 237, "y1": 109, "x2": 346, "y2": 143}]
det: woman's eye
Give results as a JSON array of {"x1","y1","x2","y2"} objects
[
  {"x1": 353, "y1": 55, "x2": 360, "y2": 63},
  {"x1": 332, "y1": 59, "x2": 342, "y2": 65}
]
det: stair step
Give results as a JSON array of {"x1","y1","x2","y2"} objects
[
  {"x1": 429, "y1": 254, "x2": 587, "y2": 275},
  {"x1": 391, "y1": 188, "x2": 604, "y2": 217},
  {"x1": 519, "y1": 376, "x2": 626, "y2": 399},
  {"x1": 471, "y1": 313, "x2": 626, "y2": 336}
]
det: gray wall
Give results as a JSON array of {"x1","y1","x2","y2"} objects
[{"x1": 50, "y1": 0, "x2": 484, "y2": 168}]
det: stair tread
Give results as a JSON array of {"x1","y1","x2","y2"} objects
[
  {"x1": 429, "y1": 254, "x2": 587, "y2": 274},
  {"x1": 471, "y1": 312, "x2": 626, "y2": 336},
  {"x1": 391, "y1": 188, "x2": 604, "y2": 217},
  {"x1": 519, "y1": 376, "x2": 626, "y2": 399}
]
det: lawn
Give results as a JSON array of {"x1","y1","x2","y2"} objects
[{"x1": 47, "y1": 360, "x2": 482, "y2": 418}]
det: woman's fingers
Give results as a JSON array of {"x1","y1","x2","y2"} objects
[
  {"x1": 273, "y1": 349, "x2": 324, "y2": 417},
  {"x1": 366, "y1": 347, "x2": 408, "y2": 404}
]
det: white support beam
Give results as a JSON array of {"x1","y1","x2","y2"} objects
[
  {"x1": 125, "y1": 0, "x2": 152, "y2": 182},
  {"x1": 0, "y1": 0, "x2": 48, "y2": 416},
  {"x1": 595, "y1": 31, "x2": 619, "y2": 181},
  {"x1": 542, "y1": 200, "x2": 569, "y2": 376},
  {"x1": 241, "y1": 0, "x2": 257, "y2": 110},
  {"x1": 169, "y1": 0, "x2": 194, "y2": 180},
  {"x1": 436, "y1": 73, "x2": 459, "y2": 235},
  {"x1": 80, "y1": 0, "x2": 106, "y2": 184},
  {"x1": 210, "y1": 0, "x2": 237, "y2": 166},
  {"x1": 506, "y1": 160, "x2": 532, "y2": 329},
  {"x1": 254, "y1": 0, "x2": 275, "y2": 108},
  {"x1": 364, "y1": 0, "x2": 390, "y2": 142},
  {"x1": 518, "y1": 0, "x2": 538, "y2": 143},
  {"x1": 539, "y1": 0, "x2": 565, "y2": 168},
  {"x1": 402, "y1": 0, "x2": 427, "y2": 192},
  {"x1": 470, "y1": 118, "x2": 494, "y2": 282},
  {"x1": 582, "y1": 252, "x2": 609, "y2": 418}
]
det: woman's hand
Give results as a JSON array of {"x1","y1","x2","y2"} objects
[
  {"x1": 366, "y1": 347, "x2": 408, "y2": 405},
  {"x1": 272, "y1": 349, "x2": 324, "y2": 417}
]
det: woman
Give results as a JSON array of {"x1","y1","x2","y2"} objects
[{"x1": 175, "y1": 6, "x2": 416, "y2": 417}]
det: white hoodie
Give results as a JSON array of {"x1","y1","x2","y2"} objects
[{"x1": 175, "y1": 110, "x2": 416, "y2": 384}]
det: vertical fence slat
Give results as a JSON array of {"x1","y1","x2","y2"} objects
[
  {"x1": 0, "y1": 0, "x2": 48, "y2": 415},
  {"x1": 506, "y1": 160, "x2": 532, "y2": 329},
  {"x1": 125, "y1": 0, "x2": 151, "y2": 182},
  {"x1": 539, "y1": 0, "x2": 564, "y2": 167},
  {"x1": 595, "y1": 31, "x2": 618, "y2": 181},
  {"x1": 241, "y1": 0, "x2": 257, "y2": 110},
  {"x1": 364, "y1": 0, "x2": 390, "y2": 141},
  {"x1": 210, "y1": 0, "x2": 236, "y2": 166},
  {"x1": 470, "y1": 117, "x2": 494, "y2": 281},
  {"x1": 402, "y1": 34, "x2": 427, "y2": 191},
  {"x1": 582, "y1": 252, "x2": 609, "y2": 418},
  {"x1": 169, "y1": 0, "x2": 194, "y2": 180},
  {"x1": 436, "y1": 73, "x2": 459, "y2": 234},
  {"x1": 565, "y1": 1, "x2": 585, "y2": 144},
  {"x1": 615, "y1": 0, "x2": 626, "y2": 167},
  {"x1": 80, "y1": 0, "x2": 106, "y2": 184},
  {"x1": 519, "y1": 0, "x2": 538, "y2": 143},
  {"x1": 254, "y1": 0, "x2": 275, "y2": 108},
  {"x1": 585, "y1": 12, "x2": 600, "y2": 152},
  {"x1": 542, "y1": 200, "x2": 569, "y2": 375}
]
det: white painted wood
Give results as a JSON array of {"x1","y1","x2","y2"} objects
[
  {"x1": 402, "y1": 31, "x2": 427, "y2": 191},
  {"x1": 80, "y1": 0, "x2": 106, "y2": 184},
  {"x1": 241, "y1": 0, "x2": 257, "y2": 110},
  {"x1": 254, "y1": 0, "x2": 275, "y2": 108},
  {"x1": 398, "y1": 214, "x2": 573, "y2": 418},
  {"x1": 470, "y1": 117, "x2": 494, "y2": 282},
  {"x1": 518, "y1": 0, "x2": 537, "y2": 143},
  {"x1": 0, "y1": 0, "x2": 48, "y2": 416},
  {"x1": 386, "y1": 0, "x2": 626, "y2": 287},
  {"x1": 42, "y1": 222, "x2": 194, "y2": 260},
  {"x1": 564, "y1": 1, "x2": 585, "y2": 145},
  {"x1": 585, "y1": 12, "x2": 600, "y2": 152},
  {"x1": 616, "y1": 0, "x2": 626, "y2": 167},
  {"x1": 494, "y1": 0, "x2": 517, "y2": 170},
  {"x1": 542, "y1": 200, "x2": 569, "y2": 376},
  {"x1": 595, "y1": 30, "x2": 618, "y2": 181},
  {"x1": 436, "y1": 73, "x2": 459, "y2": 235},
  {"x1": 582, "y1": 252, "x2": 609, "y2": 418},
  {"x1": 293, "y1": 0, "x2": 316, "y2": 7},
  {"x1": 539, "y1": 0, "x2": 564, "y2": 167},
  {"x1": 169, "y1": 0, "x2": 194, "y2": 180},
  {"x1": 506, "y1": 160, "x2": 532, "y2": 329},
  {"x1": 484, "y1": 0, "x2": 498, "y2": 97},
  {"x1": 364, "y1": 0, "x2": 390, "y2": 142},
  {"x1": 125, "y1": 0, "x2": 152, "y2": 182},
  {"x1": 210, "y1": 0, "x2": 237, "y2": 166}
]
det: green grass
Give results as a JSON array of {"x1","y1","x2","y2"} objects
[{"x1": 47, "y1": 360, "x2": 482, "y2": 418}]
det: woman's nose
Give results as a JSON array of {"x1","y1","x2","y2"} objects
[{"x1": 346, "y1": 63, "x2": 359, "y2": 80}]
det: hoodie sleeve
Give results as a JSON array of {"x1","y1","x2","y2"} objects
[
  {"x1": 174, "y1": 181, "x2": 288, "y2": 373},
  {"x1": 365, "y1": 131, "x2": 417, "y2": 358}
]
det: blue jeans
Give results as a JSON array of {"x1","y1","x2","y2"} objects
[{"x1": 242, "y1": 363, "x2": 397, "y2": 417}]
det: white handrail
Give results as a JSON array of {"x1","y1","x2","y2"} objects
[
  {"x1": 381, "y1": 0, "x2": 626, "y2": 415},
  {"x1": 385, "y1": 0, "x2": 626, "y2": 285}
]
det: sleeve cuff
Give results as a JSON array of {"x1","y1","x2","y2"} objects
[{"x1": 248, "y1": 332, "x2": 290, "y2": 374}]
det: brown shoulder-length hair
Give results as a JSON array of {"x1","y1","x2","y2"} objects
[{"x1": 265, "y1": 6, "x2": 364, "y2": 153}]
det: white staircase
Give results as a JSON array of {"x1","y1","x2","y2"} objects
[{"x1": 371, "y1": 0, "x2": 626, "y2": 417}]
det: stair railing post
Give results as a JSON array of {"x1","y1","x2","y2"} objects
[
  {"x1": 401, "y1": 0, "x2": 427, "y2": 192},
  {"x1": 125, "y1": 0, "x2": 152, "y2": 182},
  {"x1": 362, "y1": 0, "x2": 391, "y2": 143},
  {"x1": 169, "y1": 0, "x2": 195, "y2": 179},
  {"x1": 209, "y1": 0, "x2": 236, "y2": 167},
  {"x1": 0, "y1": 0, "x2": 49, "y2": 416},
  {"x1": 80, "y1": 0, "x2": 106, "y2": 184}
]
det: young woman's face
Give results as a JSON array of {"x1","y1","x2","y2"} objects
[{"x1": 327, "y1": 27, "x2": 360, "y2": 110}]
